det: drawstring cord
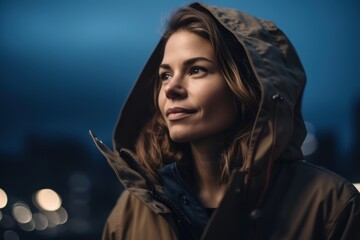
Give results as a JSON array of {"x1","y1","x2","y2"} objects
[
  {"x1": 256, "y1": 93, "x2": 283, "y2": 208},
  {"x1": 249, "y1": 93, "x2": 283, "y2": 240}
]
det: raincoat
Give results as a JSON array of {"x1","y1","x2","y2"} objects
[{"x1": 91, "y1": 2, "x2": 360, "y2": 239}]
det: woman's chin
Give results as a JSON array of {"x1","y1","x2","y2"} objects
[
  {"x1": 169, "y1": 134, "x2": 191, "y2": 143},
  {"x1": 169, "y1": 131, "x2": 196, "y2": 143}
]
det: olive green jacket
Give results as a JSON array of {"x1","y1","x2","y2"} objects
[{"x1": 91, "y1": 2, "x2": 360, "y2": 239}]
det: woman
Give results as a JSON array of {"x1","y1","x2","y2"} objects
[{"x1": 91, "y1": 2, "x2": 360, "y2": 239}]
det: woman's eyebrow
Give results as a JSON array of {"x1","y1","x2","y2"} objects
[
  {"x1": 159, "y1": 57, "x2": 214, "y2": 70},
  {"x1": 159, "y1": 63, "x2": 171, "y2": 70},
  {"x1": 183, "y1": 57, "x2": 214, "y2": 66}
]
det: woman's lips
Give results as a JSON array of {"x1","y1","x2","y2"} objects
[{"x1": 166, "y1": 107, "x2": 196, "y2": 121}]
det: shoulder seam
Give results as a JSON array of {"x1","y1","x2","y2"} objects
[{"x1": 293, "y1": 161, "x2": 349, "y2": 180}]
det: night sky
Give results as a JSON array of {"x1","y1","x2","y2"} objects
[{"x1": 1, "y1": 0, "x2": 360, "y2": 156}]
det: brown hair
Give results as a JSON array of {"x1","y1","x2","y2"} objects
[{"x1": 135, "y1": 6, "x2": 260, "y2": 184}]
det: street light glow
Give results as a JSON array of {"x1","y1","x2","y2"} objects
[
  {"x1": 34, "y1": 189, "x2": 62, "y2": 211},
  {"x1": 0, "y1": 188, "x2": 8, "y2": 209}
]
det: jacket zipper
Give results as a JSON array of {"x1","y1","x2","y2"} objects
[{"x1": 151, "y1": 189, "x2": 199, "y2": 239}]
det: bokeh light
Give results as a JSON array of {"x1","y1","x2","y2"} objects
[
  {"x1": 12, "y1": 202, "x2": 32, "y2": 224},
  {"x1": 18, "y1": 219, "x2": 35, "y2": 232},
  {"x1": 3, "y1": 230, "x2": 19, "y2": 240},
  {"x1": 44, "y1": 210, "x2": 61, "y2": 227},
  {"x1": 34, "y1": 189, "x2": 62, "y2": 211},
  {"x1": 0, "y1": 188, "x2": 8, "y2": 208},
  {"x1": 56, "y1": 207, "x2": 68, "y2": 224},
  {"x1": 301, "y1": 121, "x2": 318, "y2": 156},
  {"x1": 33, "y1": 213, "x2": 48, "y2": 231}
]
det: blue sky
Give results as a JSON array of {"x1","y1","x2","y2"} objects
[{"x1": 1, "y1": 0, "x2": 359, "y2": 155}]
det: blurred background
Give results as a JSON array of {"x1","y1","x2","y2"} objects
[{"x1": 1, "y1": 0, "x2": 359, "y2": 239}]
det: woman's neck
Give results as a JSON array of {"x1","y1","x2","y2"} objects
[{"x1": 190, "y1": 136, "x2": 227, "y2": 208}]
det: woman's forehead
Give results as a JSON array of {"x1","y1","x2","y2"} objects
[{"x1": 161, "y1": 30, "x2": 215, "y2": 65}]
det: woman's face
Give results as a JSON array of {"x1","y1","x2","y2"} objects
[{"x1": 158, "y1": 30, "x2": 236, "y2": 143}]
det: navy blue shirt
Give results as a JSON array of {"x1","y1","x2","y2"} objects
[{"x1": 159, "y1": 162, "x2": 211, "y2": 237}]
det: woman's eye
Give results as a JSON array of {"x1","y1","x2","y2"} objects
[
  {"x1": 159, "y1": 72, "x2": 171, "y2": 81},
  {"x1": 190, "y1": 66, "x2": 207, "y2": 76}
]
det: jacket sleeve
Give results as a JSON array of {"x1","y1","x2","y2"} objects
[{"x1": 327, "y1": 190, "x2": 360, "y2": 240}]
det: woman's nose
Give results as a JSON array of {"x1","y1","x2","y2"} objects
[{"x1": 164, "y1": 76, "x2": 187, "y2": 100}]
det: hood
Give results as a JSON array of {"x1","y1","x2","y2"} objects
[{"x1": 113, "y1": 2, "x2": 306, "y2": 175}]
